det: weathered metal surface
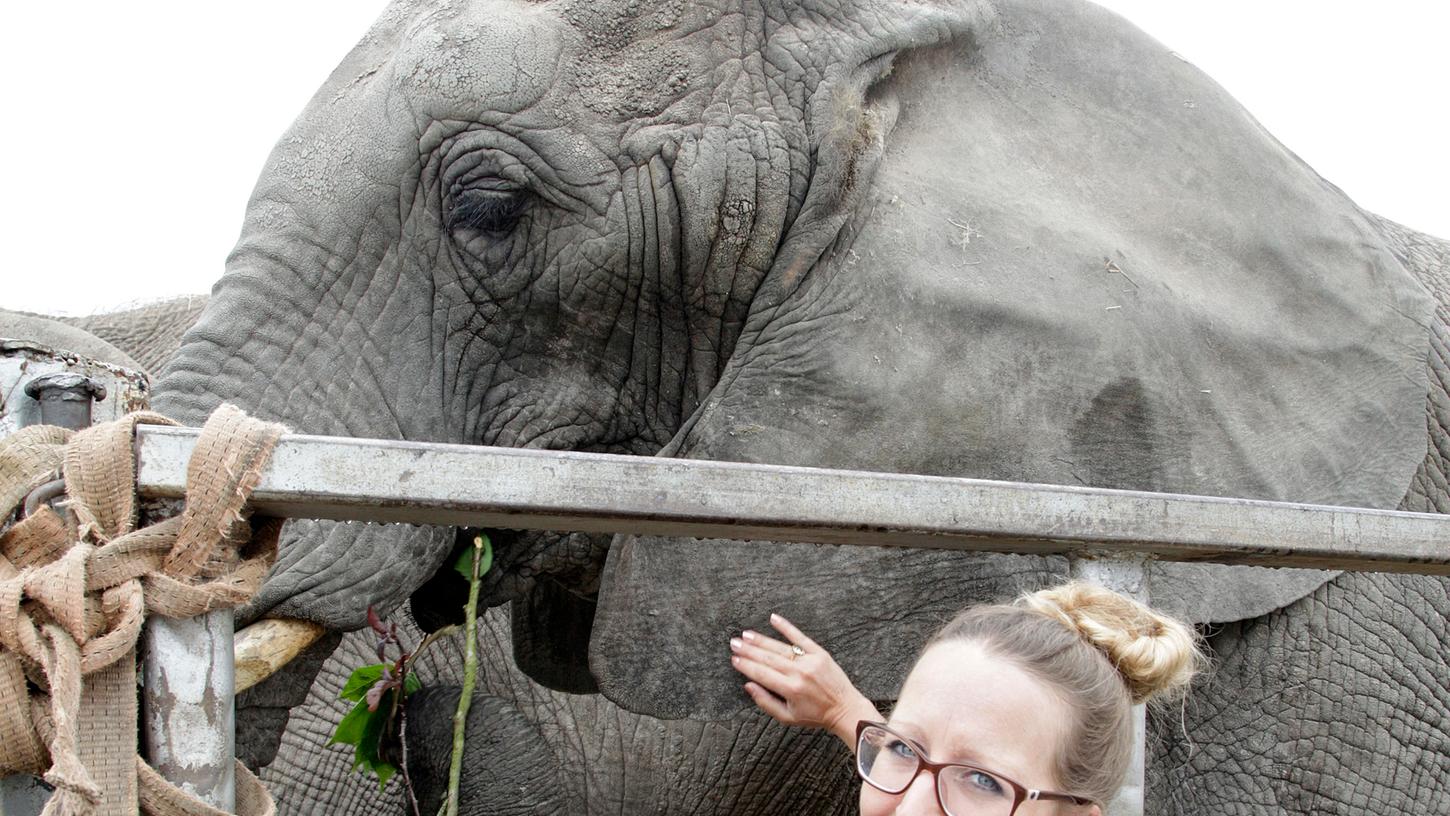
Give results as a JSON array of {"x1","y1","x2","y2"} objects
[
  {"x1": 3, "y1": 342, "x2": 235, "y2": 812},
  {"x1": 142, "y1": 612, "x2": 236, "y2": 810},
  {"x1": 0, "y1": 777, "x2": 50, "y2": 816},
  {"x1": 137, "y1": 426, "x2": 1450, "y2": 575},
  {"x1": 0, "y1": 339, "x2": 149, "y2": 435}
]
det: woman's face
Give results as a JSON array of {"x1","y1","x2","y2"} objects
[{"x1": 859, "y1": 640, "x2": 1088, "y2": 816}]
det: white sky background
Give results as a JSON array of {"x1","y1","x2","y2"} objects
[{"x1": 3, "y1": 1, "x2": 1446, "y2": 316}]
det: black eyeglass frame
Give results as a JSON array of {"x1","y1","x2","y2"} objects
[{"x1": 854, "y1": 721, "x2": 1098, "y2": 815}]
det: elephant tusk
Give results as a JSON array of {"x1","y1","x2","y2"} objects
[{"x1": 233, "y1": 618, "x2": 329, "y2": 695}]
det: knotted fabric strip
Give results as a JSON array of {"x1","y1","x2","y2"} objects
[{"x1": 0, "y1": 404, "x2": 284, "y2": 816}]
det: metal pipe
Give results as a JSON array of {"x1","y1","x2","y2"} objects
[
  {"x1": 4, "y1": 370, "x2": 107, "y2": 813},
  {"x1": 141, "y1": 612, "x2": 236, "y2": 810},
  {"x1": 22, "y1": 373, "x2": 106, "y2": 430},
  {"x1": 21, "y1": 480, "x2": 66, "y2": 519}
]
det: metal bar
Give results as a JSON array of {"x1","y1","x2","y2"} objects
[{"x1": 135, "y1": 426, "x2": 1450, "y2": 575}]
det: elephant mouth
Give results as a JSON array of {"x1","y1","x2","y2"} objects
[
  {"x1": 412, "y1": 527, "x2": 606, "y2": 613},
  {"x1": 404, "y1": 525, "x2": 610, "y2": 694},
  {"x1": 398, "y1": 423, "x2": 693, "y2": 691}
]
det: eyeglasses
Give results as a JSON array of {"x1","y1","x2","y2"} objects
[{"x1": 855, "y1": 721, "x2": 1097, "y2": 816}]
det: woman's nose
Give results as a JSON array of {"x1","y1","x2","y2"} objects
[{"x1": 893, "y1": 772, "x2": 946, "y2": 815}]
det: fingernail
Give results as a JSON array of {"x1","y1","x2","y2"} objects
[
  {"x1": 741, "y1": 630, "x2": 756, "y2": 641},
  {"x1": 730, "y1": 638, "x2": 743, "y2": 650},
  {"x1": 770, "y1": 613, "x2": 781, "y2": 624},
  {"x1": 731, "y1": 656, "x2": 740, "y2": 665}
]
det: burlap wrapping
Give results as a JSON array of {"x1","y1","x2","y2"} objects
[{"x1": 0, "y1": 405, "x2": 284, "y2": 816}]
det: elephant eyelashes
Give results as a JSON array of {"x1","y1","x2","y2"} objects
[{"x1": 448, "y1": 187, "x2": 530, "y2": 235}]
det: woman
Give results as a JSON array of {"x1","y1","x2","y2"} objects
[{"x1": 729, "y1": 582, "x2": 1202, "y2": 815}]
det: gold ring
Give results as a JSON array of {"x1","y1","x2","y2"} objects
[{"x1": 790, "y1": 644, "x2": 806, "y2": 660}]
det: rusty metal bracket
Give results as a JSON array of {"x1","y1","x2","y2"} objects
[{"x1": 20, "y1": 478, "x2": 66, "y2": 520}]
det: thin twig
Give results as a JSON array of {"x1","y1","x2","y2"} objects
[
  {"x1": 407, "y1": 625, "x2": 460, "y2": 667},
  {"x1": 381, "y1": 622, "x2": 423, "y2": 816},
  {"x1": 398, "y1": 704, "x2": 422, "y2": 816}
]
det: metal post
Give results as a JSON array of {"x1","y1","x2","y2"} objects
[
  {"x1": 1072, "y1": 556, "x2": 1149, "y2": 816},
  {"x1": 22, "y1": 373, "x2": 106, "y2": 431},
  {"x1": 141, "y1": 613, "x2": 236, "y2": 809}
]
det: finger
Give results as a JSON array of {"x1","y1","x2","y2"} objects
[
  {"x1": 744, "y1": 682, "x2": 794, "y2": 722},
  {"x1": 741, "y1": 629, "x2": 794, "y2": 657},
  {"x1": 732, "y1": 637, "x2": 793, "y2": 671},
  {"x1": 731, "y1": 655, "x2": 796, "y2": 697},
  {"x1": 768, "y1": 613, "x2": 822, "y2": 652}
]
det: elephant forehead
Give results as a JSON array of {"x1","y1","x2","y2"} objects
[
  {"x1": 558, "y1": 0, "x2": 692, "y2": 119},
  {"x1": 390, "y1": 0, "x2": 701, "y2": 124},
  {"x1": 392, "y1": 2, "x2": 568, "y2": 114}
]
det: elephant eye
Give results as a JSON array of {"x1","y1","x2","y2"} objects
[{"x1": 448, "y1": 186, "x2": 530, "y2": 235}]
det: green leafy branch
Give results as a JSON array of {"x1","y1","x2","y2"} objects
[{"x1": 330, "y1": 534, "x2": 492, "y2": 816}]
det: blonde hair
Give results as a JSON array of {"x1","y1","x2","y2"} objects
[{"x1": 924, "y1": 581, "x2": 1203, "y2": 806}]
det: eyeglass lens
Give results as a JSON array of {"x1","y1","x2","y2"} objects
[{"x1": 857, "y1": 724, "x2": 1019, "y2": 816}]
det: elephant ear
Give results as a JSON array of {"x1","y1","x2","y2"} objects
[{"x1": 591, "y1": 0, "x2": 1434, "y2": 719}]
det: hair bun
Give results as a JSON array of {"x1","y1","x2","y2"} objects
[{"x1": 1020, "y1": 582, "x2": 1201, "y2": 704}]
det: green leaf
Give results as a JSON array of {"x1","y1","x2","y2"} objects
[
  {"x1": 339, "y1": 663, "x2": 389, "y2": 702},
  {"x1": 454, "y1": 533, "x2": 493, "y2": 579},
  {"x1": 354, "y1": 687, "x2": 397, "y2": 789},
  {"x1": 330, "y1": 699, "x2": 373, "y2": 746},
  {"x1": 404, "y1": 672, "x2": 422, "y2": 696},
  {"x1": 333, "y1": 688, "x2": 403, "y2": 791},
  {"x1": 372, "y1": 760, "x2": 397, "y2": 792}
]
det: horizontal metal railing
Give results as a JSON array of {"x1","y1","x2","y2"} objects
[
  {"x1": 134, "y1": 425, "x2": 1450, "y2": 575},
  {"x1": 132, "y1": 426, "x2": 1450, "y2": 816},
  {"x1": 17, "y1": 342, "x2": 1441, "y2": 816}
]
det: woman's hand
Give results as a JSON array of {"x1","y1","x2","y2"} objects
[{"x1": 730, "y1": 613, "x2": 882, "y2": 749}]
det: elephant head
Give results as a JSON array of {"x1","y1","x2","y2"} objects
[
  {"x1": 154, "y1": 0, "x2": 999, "y2": 652},
  {"x1": 161, "y1": 0, "x2": 1436, "y2": 702},
  {"x1": 140, "y1": 0, "x2": 1450, "y2": 811}
]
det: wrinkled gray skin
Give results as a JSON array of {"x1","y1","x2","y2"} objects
[
  {"x1": 2, "y1": 297, "x2": 208, "y2": 376},
  {"x1": 11, "y1": 0, "x2": 1446, "y2": 813}
]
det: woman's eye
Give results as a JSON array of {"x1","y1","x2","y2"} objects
[
  {"x1": 886, "y1": 739, "x2": 917, "y2": 760},
  {"x1": 943, "y1": 767, "x2": 1010, "y2": 801},
  {"x1": 967, "y1": 771, "x2": 1004, "y2": 795},
  {"x1": 448, "y1": 187, "x2": 529, "y2": 234}
]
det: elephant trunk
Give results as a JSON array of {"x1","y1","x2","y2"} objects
[{"x1": 157, "y1": 233, "x2": 459, "y2": 630}]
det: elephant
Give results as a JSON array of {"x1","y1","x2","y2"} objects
[
  {"x1": 6, "y1": 0, "x2": 1447, "y2": 813},
  {"x1": 2, "y1": 297, "x2": 208, "y2": 376}
]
